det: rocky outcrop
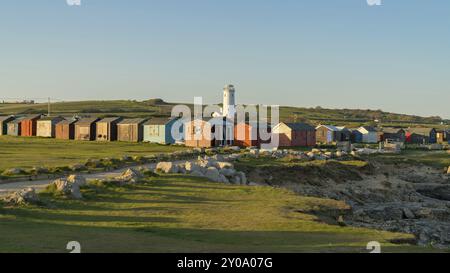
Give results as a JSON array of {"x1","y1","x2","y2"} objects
[
  {"x1": 3, "y1": 188, "x2": 40, "y2": 205},
  {"x1": 151, "y1": 155, "x2": 249, "y2": 185},
  {"x1": 244, "y1": 158, "x2": 450, "y2": 248}
]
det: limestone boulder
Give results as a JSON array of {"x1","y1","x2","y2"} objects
[
  {"x1": 53, "y1": 177, "x2": 83, "y2": 199},
  {"x1": 67, "y1": 175, "x2": 87, "y2": 187},
  {"x1": 190, "y1": 170, "x2": 205, "y2": 177},
  {"x1": 156, "y1": 162, "x2": 179, "y2": 174},
  {"x1": 185, "y1": 162, "x2": 202, "y2": 173},
  {"x1": 229, "y1": 175, "x2": 241, "y2": 185},
  {"x1": 204, "y1": 167, "x2": 221, "y2": 182},
  {"x1": 115, "y1": 168, "x2": 143, "y2": 184},
  {"x1": 220, "y1": 168, "x2": 236, "y2": 178},
  {"x1": 4, "y1": 188, "x2": 39, "y2": 205}
]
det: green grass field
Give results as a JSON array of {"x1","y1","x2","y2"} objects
[
  {"x1": 0, "y1": 175, "x2": 428, "y2": 253},
  {"x1": 369, "y1": 150, "x2": 450, "y2": 169},
  {"x1": 0, "y1": 136, "x2": 186, "y2": 172}
]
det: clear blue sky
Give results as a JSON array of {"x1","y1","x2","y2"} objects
[{"x1": 0, "y1": 0, "x2": 449, "y2": 118}]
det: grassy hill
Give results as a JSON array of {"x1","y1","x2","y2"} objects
[
  {"x1": 0, "y1": 100, "x2": 446, "y2": 128},
  {"x1": 0, "y1": 174, "x2": 428, "y2": 253}
]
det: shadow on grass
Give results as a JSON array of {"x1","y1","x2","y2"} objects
[{"x1": 0, "y1": 218, "x2": 430, "y2": 253}]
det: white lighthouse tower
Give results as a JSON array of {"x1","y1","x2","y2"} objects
[{"x1": 222, "y1": 84, "x2": 236, "y2": 118}]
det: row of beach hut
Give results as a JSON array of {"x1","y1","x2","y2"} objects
[
  {"x1": 0, "y1": 115, "x2": 181, "y2": 143},
  {"x1": 0, "y1": 115, "x2": 447, "y2": 147}
]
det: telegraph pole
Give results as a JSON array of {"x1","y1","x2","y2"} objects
[{"x1": 48, "y1": 97, "x2": 51, "y2": 117}]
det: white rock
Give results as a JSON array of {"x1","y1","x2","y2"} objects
[
  {"x1": 216, "y1": 162, "x2": 234, "y2": 169},
  {"x1": 156, "y1": 162, "x2": 179, "y2": 174},
  {"x1": 53, "y1": 177, "x2": 84, "y2": 199},
  {"x1": 4, "y1": 187, "x2": 39, "y2": 205},
  {"x1": 185, "y1": 161, "x2": 202, "y2": 173}
]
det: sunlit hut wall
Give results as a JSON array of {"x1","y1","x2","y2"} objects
[
  {"x1": 55, "y1": 118, "x2": 78, "y2": 140},
  {"x1": 96, "y1": 117, "x2": 123, "y2": 141},
  {"x1": 272, "y1": 122, "x2": 316, "y2": 147},
  {"x1": 184, "y1": 117, "x2": 234, "y2": 148},
  {"x1": 143, "y1": 117, "x2": 181, "y2": 144},
  {"x1": 117, "y1": 118, "x2": 148, "y2": 142},
  {"x1": 184, "y1": 118, "x2": 215, "y2": 148},
  {"x1": 20, "y1": 114, "x2": 42, "y2": 137},
  {"x1": 0, "y1": 116, "x2": 15, "y2": 136},
  {"x1": 36, "y1": 116, "x2": 65, "y2": 138},
  {"x1": 74, "y1": 117, "x2": 100, "y2": 141},
  {"x1": 7, "y1": 117, "x2": 25, "y2": 136},
  {"x1": 315, "y1": 125, "x2": 340, "y2": 144},
  {"x1": 234, "y1": 121, "x2": 265, "y2": 148}
]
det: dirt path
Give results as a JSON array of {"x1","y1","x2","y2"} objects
[{"x1": 0, "y1": 160, "x2": 187, "y2": 196}]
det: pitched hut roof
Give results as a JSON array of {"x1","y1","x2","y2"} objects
[
  {"x1": 382, "y1": 127, "x2": 405, "y2": 134},
  {"x1": 336, "y1": 126, "x2": 351, "y2": 133},
  {"x1": 10, "y1": 117, "x2": 26, "y2": 124},
  {"x1": 97, "y1": 117, "x2": 123, "y2": 123},
  {"x1": 144, "y1": 117, "x2": 179, "y2": 126},
  {"x1": 407, "y1": 128, "x2": 435, "y2": 135},
  {"x1": 57, "y1": 118, "x2": 78, "y2": 125},
  {"x1": 118, "y1": 118, "x2": 148, "y2": 125},
  {"x1": 75, "y1": 117, "x2": 100, "y2": 126},
  {"x1": 22, "y1": 114, "x2": 42, "y2": 121},
  {"x1": 360, "y1": 126, "x2": 377, "y2": 132},
  {"x1": 38, "y1": 116, "x2": 65, "y2": 122},
  {"x1": 285, "y1": 123, "x2": 315, "y2": 131},
  {"x1": 0, "y1": 116, "x2": 14, "y2": 122},
  {"x1": 316, "y1": 125, "x2": 340, "y2": 131}
]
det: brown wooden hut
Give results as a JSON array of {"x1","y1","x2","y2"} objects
[
  {"x1": 20, "y1": 114, "x2": 42, "y2": 137},
  {"x1": 96, "y1": 117, "x2": 123, "y2": 141},
  {"x1": 74, "y1": 117, "x2": 100, "y2": 141},
  {"x1": 36, "y1": 116, "x2": 65, "y2": 138},
  {"x1": 0, "y1": 116, "x2": 15, "y2": 136},
  {"x1": 55, "y1": 118, "x2": 78, "y2": 140},
  {"x1": 117, "y1": 118, "x2": 147, "y2": 142}
]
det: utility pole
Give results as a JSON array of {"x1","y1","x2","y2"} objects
[{"x1": 48, "y1": 97, "x2": 51, "y2": 117}]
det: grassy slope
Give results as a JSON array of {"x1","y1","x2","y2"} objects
[
  {"x1": 0, "y1": 136, "x2": 186, "y2": 171},
  {"x1": 0, "y1": 175, "x2": 427, "y2": 253},
  {"x1": 0, "y1": 100, "x2": 446, "y2": 127}
]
